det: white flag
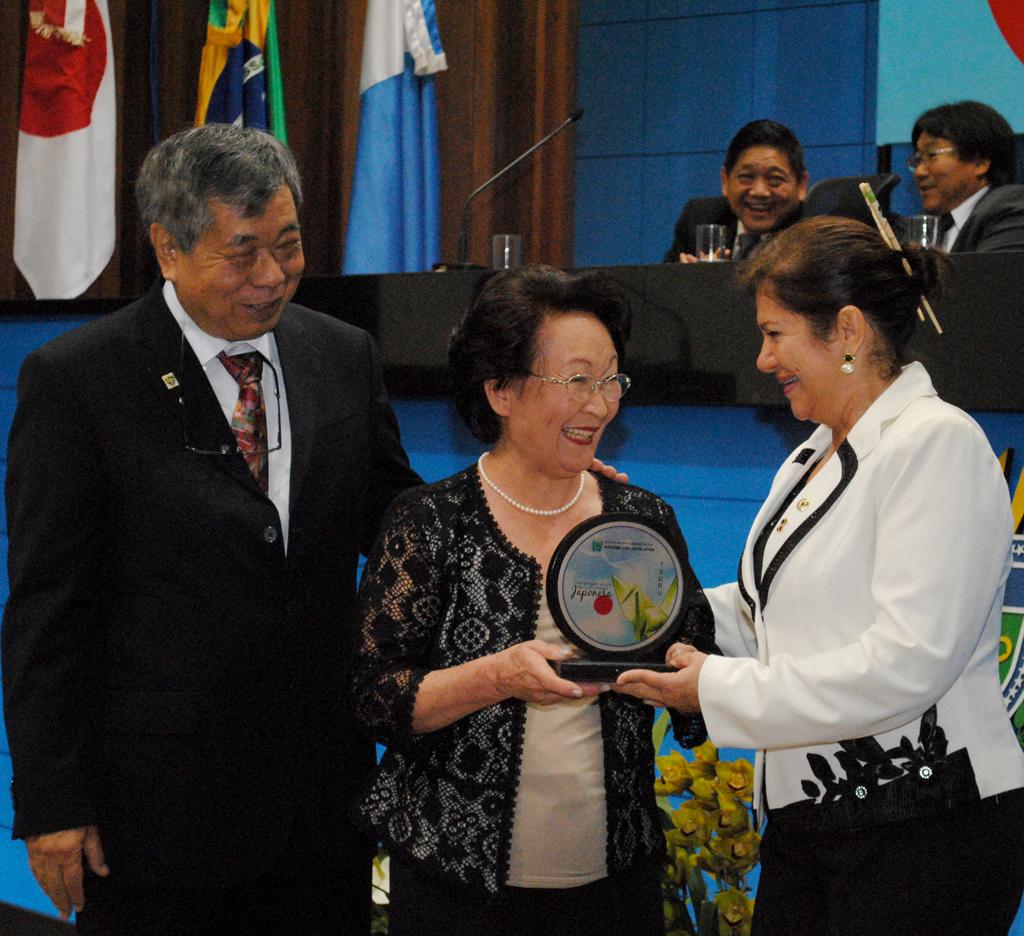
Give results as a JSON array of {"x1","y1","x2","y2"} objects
[{"x1": 14, "y1": 0, "x2": 116, "y2": 299}]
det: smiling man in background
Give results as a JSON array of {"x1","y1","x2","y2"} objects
[
  {"x1": 664, "y1": 119, "x2": 809, "y2": 263},
  {"x1": 907, "y1": 100, "x2": 1024, "y2": 253}
]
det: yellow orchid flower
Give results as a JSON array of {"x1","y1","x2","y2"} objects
[
  {"x1": 706, "y1": 829, "x2": 761, "y2": 877},
  {"x1": 690, "y1": 776, "x2": 719, "y2": 804},
  {"x1": 714, "y1": 888, "x2": 755, "y2": 935},
  {"x1": 684, "y1": 739, "x2": 719, "y2": 782},
  {"x1": 696, "y1": 843, "x2": 721, "y2": 878},
  {"x1": 669, "y1": 800, "x2": 711, "y2": 847},
  {"x1": 655, "y1": 749, "x2": 692, "y2": 796},
  {"x1": 668, "y1": 843, "x2": 700, "y2": 887},
  {"x1": 714, "y1": 792, "x2": 751, "y2": 834},
  {"x1": 693, "y1": 738, "x2": 719, "y2": 764},
  {"x1": 715, "y1": 757, "x2": 755, "y2": 802}
]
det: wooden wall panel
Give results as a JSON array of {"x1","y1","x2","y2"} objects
[
  {"x1": 0, "y1": 0, "x2": 577, "y2": 300},
  {"x1": 436, "y1": 0, "x2": 577, "y2": 268}
]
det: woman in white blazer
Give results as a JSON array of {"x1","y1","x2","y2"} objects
[{"x1": 617, "y1": 216, "x2": 1024, "y2": 934}]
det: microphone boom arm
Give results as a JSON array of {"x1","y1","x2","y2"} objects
[{"x1": 457, "y1": 107, "x2": 584, "y2": 265}]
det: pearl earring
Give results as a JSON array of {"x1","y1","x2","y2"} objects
[{"x1": 841, "y1": 352, "x2": 856, "y2": 375}]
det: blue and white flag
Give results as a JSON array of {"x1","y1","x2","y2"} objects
[{"x1": 343, "y1": 0, "x2": 446, "y2": 274}]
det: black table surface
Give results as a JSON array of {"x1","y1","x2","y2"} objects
[{"x1": 2, "y1": 254, "x2": 1021, "y2": 411}]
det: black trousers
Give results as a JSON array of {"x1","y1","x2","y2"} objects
[
  {"x1": 387, "y1": 853, "x2": 665, "y2": 936},
  {"x1": 75, "y1": 809, "x2": 371, "y2": 936},
  {"x1": 752, "y1": 788, "x2": 1024, "y2": 936}
]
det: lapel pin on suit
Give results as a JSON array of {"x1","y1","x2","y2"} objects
[{"x1": 161, "y1": 372, "x2": 180, "y2": 389}]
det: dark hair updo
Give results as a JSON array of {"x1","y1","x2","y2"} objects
[
  {"x1": 741, "y1": 216, "x2": 951, "y2": 376},
  {"x1": 448, "y1": 265, "x2": 632, "y2": 443}
]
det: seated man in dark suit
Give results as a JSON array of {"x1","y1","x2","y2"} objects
[
  {"x1": 664, "y1": 119, "x2": 808, "y2": 262},
  {"x1": 907, "y1": 100, "x2": 1024, "y2": 252}
]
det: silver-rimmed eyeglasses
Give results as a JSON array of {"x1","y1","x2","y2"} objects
[
  {"x1": 178, "y1": 337, "x2": 283, "y2": 456},
  {"x1": 530, "y1": 372, "x2": 631, "y2": 403},
  {"x1": 905, "y1": 147, "x2": 956, "y2": 169}
]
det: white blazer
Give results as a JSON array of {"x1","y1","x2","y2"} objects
[{"x1": 701, "y1": 363, "x2": 1024, "y2": 829}]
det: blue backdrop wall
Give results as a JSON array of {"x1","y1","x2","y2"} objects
[
  {"x1": 575, "y1": 0, "x2": 882, "y2": 266},
  {"x1": 573, "y1": 0, "x2": 1024, "y2": 265}
]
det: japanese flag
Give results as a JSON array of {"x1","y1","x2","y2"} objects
[{"x1": 14, "y1": 0, "x2": 116, "y2": 299}]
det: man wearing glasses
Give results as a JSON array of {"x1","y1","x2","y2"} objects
[
  {"x1": 2, "y1": 124, "x2": 422, "y2": 935},
  {"x1": 906, "y1": 100, "x2": 1024, "y2": 253},
  {"x1": 663, "y1": 118, "x2": 809, "y2": 263}
]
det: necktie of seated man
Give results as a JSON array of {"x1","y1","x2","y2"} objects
[
  {"x1": 938, "y1": 213, "x2": 955, "y2": 248},
  {"x1": 217, "y1": 350, "x2": 269, "y2": 494},
  {"x1": 733, "y1": 232, "x2": 761, "y2": 261}
]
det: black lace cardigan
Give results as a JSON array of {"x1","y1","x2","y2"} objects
[{"x1": 349, "y1": 467, "x2": 714, "y2": 894}]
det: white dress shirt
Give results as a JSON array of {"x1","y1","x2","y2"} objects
[
  {"x1": 943, "y1": 185, "x2": 989, "y2": 250},
  {"x1": 163, "y1": 280, "x2": 293, "y2": 550}
]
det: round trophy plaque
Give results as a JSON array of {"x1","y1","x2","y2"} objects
[{"x1": 546, "y1": 512, "x2": 691, "y2": 681}]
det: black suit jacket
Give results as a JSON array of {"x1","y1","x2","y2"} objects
[
  {"x1": 1, "y1": 284, "x2": 422, "y2": 887},
  {"x1": 951, "y1": 184, "x2": 1024, "y2": 253},
  {"x1": 663, "y1": 195, "x2": 802, "y2": 262}
]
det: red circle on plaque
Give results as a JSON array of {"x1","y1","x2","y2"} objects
[
  {"x1": 593, "y1": 594, "x2": 613, "y2": 615},
  {"x1": 989, "y1": 0, "x2": 1024, "y2": 65}
]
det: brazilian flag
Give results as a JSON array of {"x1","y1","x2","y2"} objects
[{"x1": 194, "y1": 0, "x2": 287, "y2": 142}]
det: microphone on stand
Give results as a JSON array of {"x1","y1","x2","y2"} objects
[{"x1": 437, "y1": 107, "x2": 585, "y2": 270}]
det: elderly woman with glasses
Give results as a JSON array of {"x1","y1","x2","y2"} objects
[{"x1": 349, "y1": 265, "x2": 714, "y2": 936}]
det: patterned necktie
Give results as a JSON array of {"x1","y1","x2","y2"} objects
[
  {"x1": 734, "y1": 232, "x2": 762, "y2": 261},
  {"x1": 217, "y1": 350, "x2": 269, "y2": 493}
]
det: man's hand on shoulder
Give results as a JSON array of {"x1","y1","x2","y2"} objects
[{"x1": 26, "y1": 825, "x2": 108, "y2": 920}]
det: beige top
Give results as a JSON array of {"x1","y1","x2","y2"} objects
[{"x1": 505, "y1": 601, "x2": 609, "y2": 888}]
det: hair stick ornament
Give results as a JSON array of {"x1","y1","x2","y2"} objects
[{"x1": 858, "y1": 182, "x2": 942, "y2": 335}]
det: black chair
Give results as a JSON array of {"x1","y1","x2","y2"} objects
[{"x1": 802, "y1": 172, "x2": 901, "y2": 225}]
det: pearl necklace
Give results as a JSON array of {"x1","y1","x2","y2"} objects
[{"x1": 477, "y1": 452, "x2": 585, "y2": 516}]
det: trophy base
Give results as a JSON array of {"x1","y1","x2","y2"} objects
[{"x1": 550, "y1": 659, "x2": 676, "y2": 682}]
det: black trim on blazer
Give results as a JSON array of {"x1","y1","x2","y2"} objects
[
  {"x1": 753, "y1": 441, "x2": 858, "y2": 611},
  {"x1": 739, "y1": 446, "x2": 814, "y2": 619},
  {"x1": 749, "y1": 448, "x2": 815, "y2": 610},
  {"x1": 737, "y1": 553, "x2": 756, "y2": 621}
]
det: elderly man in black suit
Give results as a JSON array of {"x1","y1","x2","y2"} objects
[
  {"x1": 907, "y1": 100, "x2": 1024, "y2": 253},
  {"x1": 2, "y1": 124, "x2": 423, "y2": 935},
  {"x1": 664, "y1": 119, "x2": 809, "y2": 263}
]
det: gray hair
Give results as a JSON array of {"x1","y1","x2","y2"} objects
[{"x1": 136, "y1": 124, "x2": 303, "y2": 252}]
